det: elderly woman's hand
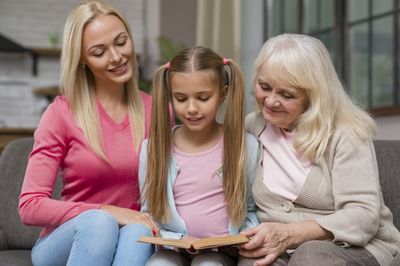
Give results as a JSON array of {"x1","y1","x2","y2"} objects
[
  {"x1": 239, "y1": 222, "x2": 293, "y2": 265},
  {"x1": 239, "y1": 220, "x2": 333, "y2": 265}
]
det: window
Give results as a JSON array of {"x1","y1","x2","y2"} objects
[{"x1": 263, "y1": 0, "x2": 400, "y2": 115}]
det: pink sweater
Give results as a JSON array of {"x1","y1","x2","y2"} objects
[{"x1": 19, "y1": 92, "x2": 152, "y2": 237}]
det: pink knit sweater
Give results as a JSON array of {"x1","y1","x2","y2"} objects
[{"x1": 19, "y1": 92, "x2": 152, "y2": 237}]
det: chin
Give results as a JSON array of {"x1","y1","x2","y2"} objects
[{"x1": 113, "y1": 72, "x2": 133, "y2": 84}]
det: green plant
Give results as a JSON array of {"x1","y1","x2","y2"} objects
[
  {"x1": 48, "y1": 32, "x2": 59, "y2": 47},
  {"x1": 138, "y1": 79, "x2": 152, "y2": 93},
  {"x1": 157, "y1": 36, "x2": 186, "y2": 64}
]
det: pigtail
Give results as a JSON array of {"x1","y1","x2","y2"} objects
[
  {"x1": 144, "y1": 65, "x2": 172, "y2": 223},
  {"x1": 222, "y1": 60, "x2": 246, "y2": 226}
]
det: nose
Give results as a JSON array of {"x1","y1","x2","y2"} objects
[
  {"x1": 187, "y1": 100, "x2": 198, "y2": 115},
  {"x1": 264, "y1": 92, "x2": 280, "y2": 107},
  {"x1": 109, "y1": 47, "x2": 122, "y2": 64}
]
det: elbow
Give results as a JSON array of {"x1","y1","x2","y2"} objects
[
  {"x1": 18, "y1": 205, "x2": 30, "y2": 225},
  {"x1": 18, "y1": 198, "x2": 34, "y2": 225}
]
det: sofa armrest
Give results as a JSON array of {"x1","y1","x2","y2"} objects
[{"x1": 0, "y1": 137, "x2": 40, "y2": 250}]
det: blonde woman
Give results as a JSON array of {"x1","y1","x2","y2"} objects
[
  {"x1": 239, "y1": 33, "x2": 400, "y2": 266},
  {"x1": 139, "y1": 47, "x2": 259, "y2": 265},
  {"x1": 18, "y1": 1, "x2": 157, "y2": 265}
]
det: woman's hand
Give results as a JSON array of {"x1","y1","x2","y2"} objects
[
  {"x1": 100, "y1": 204, "x2": 159, "y2": 235},
  {"x1": 239, "y1": 222, "x2": 293, "y2": 265},
  {"x1": 239, "y1": 221, "x2": 332, "y2": 266}
]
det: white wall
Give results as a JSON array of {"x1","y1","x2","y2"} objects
[
  {"x1": 0, "y1": 0, "x2": 145, "y2": 53},
  {"x1": 0, "y1": 0, "x2": 145, "y2": 128}
]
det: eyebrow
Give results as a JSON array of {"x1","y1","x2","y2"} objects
[{"x1": 87, "y1": 32, "x2": 127, "y2": 51}]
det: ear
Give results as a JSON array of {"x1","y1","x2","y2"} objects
[{"x1": 220, "y1": 85, "x2": 228, "y2": 103}]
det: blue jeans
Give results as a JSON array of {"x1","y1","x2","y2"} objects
[{"x1": 31, "y1": 209, "x2": 154, "y2": 266}]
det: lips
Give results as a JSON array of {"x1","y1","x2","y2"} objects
[
  {"x1": 264, "y1": 105, "x2": 281, "y2": 113},
  {"x1": 186, "y1": 117, "x2": 203, "y2": 122},
  {"x1": 109, "y1": 61, "x2": 128, "y2": 74}
]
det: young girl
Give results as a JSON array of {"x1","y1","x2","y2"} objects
[{"x1": 139, "y1": 47, "x2": 259, "y2": 265}]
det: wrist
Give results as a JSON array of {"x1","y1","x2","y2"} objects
[
  {"x1": 286, "y1": 223, "x2": 302, "y2": 248},
  {"x1": 100, "y1": 204, "x2": 109, "y2": 210}
]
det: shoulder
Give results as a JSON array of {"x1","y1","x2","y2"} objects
[
  {"x1": 46, "y1": 95, "x2": 71, "y2": 112},
  {"x1": 34, "y1": 96, "x2": 73, "y2": 140},
  {"x1": 244, "y1": 133, "x2": 261, "y2": 167},
  {"x1": 327, "y1": 128, "x2": 374, "y2": 160},
  {"x1": 245, "y1": 112, "x2": 266, "y2": 137},
  {"x1": 244, "y1": 133, "x2": 259, "y2": 149},
  {"x1": 40, "y1": 95, "x2": 73, "y2": 123},
  {"x1": 245, "y1": 112, "x2": 258, "y2": 128}
]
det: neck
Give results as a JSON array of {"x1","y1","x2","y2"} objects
[
  {"x1": 96, "y1": 83, "x2": 126, "y2": 106},
  {"x1": 95, "y1": 83, "x2": 128, "y2": 123},
  {"x1": 174, "y1": 121, "x2": 222, "y2": 153}
]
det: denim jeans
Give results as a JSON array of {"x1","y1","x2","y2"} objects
[{"x1": 31, "y1": 209, "x2": 154, "y2": 266}]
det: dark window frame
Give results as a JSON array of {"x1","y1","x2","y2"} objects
[{"x1": 263, "y1": 0, "x2": 400, "y2": 116}]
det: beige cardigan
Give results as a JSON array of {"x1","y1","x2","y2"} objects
[{"x1": 246, "y1": 112, "x2": 400, "y2": 266}]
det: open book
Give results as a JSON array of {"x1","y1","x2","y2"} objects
[{"x1": 138, "y1": 234, "x2": 249, "y2": 252}]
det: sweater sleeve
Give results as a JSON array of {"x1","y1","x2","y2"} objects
[
  {"x1": 138, "y1": 139, "x2": 149, "y2": 212},
  {"x1": 241, "y1": 134, "x2": 260, "y2": 231},
  {"x1": 18, "y1": 99, "x2": 101, "y2": 228},
  {"x1": 315, "y1": 135, "x2": 380, "y2": 247}
]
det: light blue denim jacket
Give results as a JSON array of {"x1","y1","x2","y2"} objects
[{"x1": 139, "y1": 133, "x2": 260, "y2": 239}]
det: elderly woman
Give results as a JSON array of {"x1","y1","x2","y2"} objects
[{"x1": 239, "y1": 34, "x2": 400, "y2": 266}]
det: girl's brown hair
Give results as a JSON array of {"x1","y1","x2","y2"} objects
[{"x1": 144, "y1": 47, "x2": 247, "y2": 226}]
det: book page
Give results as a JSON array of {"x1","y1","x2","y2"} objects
[
  {"x1": 138, "y1": 236, "x2": 191, "y2": 249},
  {"x1": 138, "y1": 234, "x2": 249, "y2": 250},
  {"x1": 192, "y1": 234, "x2": 249, "y2": 250}
]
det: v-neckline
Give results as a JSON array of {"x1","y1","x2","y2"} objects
[{"x1": 96, "y1": 99, "x2": 129, "y2": 130}]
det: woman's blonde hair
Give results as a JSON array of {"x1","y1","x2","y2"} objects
[
  {"x1": 60, "y1": 0, "x2": 144, "y2": 160},
  {"x1": 144, "y1": 47, "x2": 247, "y2": 226},
  {"x1": 253, "y1": 34, "x2": 376, "y2": 162}
]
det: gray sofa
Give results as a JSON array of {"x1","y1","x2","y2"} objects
[{"x1": 0, "y1": 137, "x2": 399, "y2": 266}]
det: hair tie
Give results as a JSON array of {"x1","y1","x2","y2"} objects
[
  {"x1": 222, "y1": 57, "x2": 229, "y2": 65},
  {"x1": 165, "y1": 61, "x2": 171, "y2": 69}
]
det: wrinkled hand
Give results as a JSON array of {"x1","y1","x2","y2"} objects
[
  {"x1": 239, "y1": 222, "x2": 293, "y2": 266},
  {"x1": 100, "y1": 205, "x2": 159, "y2": 235}
]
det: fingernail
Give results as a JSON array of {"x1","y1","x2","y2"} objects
[{"x1": 152, "y1": 230, "x2": 156, "y2": 236}]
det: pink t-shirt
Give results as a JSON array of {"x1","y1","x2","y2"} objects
[
  {"x1": 260, "y1": 123, "x2": 312, "y2": 201},
  {"x1": 172, "y1": 137, "x2": 229, "y2": 238},
  {"x1": 19, "y1": 92, "x2": 152, "y2": 237}
]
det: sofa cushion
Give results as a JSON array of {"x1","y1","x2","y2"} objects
[
  {"x1": 0, "y1": 250, "x2": 33, "y2": 266},
  {"x1": 374, "y1": 140, "x2": 400, "y2": 230}
]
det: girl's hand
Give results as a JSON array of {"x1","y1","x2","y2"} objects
[
  {"x1": 239, "y1": 222, "x2": 293, "y2": 266},
  {"x1": 100, "y1": 204, "x2": 159, "y2": 235}
]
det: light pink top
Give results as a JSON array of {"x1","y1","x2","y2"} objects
[
  {"x1": 172, "y1": 137, "x2": 229, "y2": 238},
  {"x1": 19, "y1": 93, "x2": 152, "y2": 237},
  {"x1": 260, "y1": 123, "x2": 312, "y2": 201}
]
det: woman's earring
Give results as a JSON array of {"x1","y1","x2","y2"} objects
[{"x1": 81, "y1": 64, "x2": 86, "y2": 69}]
